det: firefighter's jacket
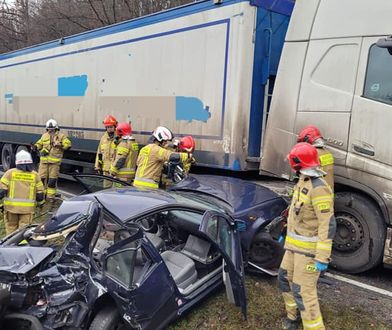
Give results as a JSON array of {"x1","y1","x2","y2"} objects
[
  {"x1": 35, "y1": 132, "x2": 72, "y2": 164},
  {"x1": 0, "y1": 169, "x2": 44, "y2": 214},
  {"x1": 284, "y1": 174, "x2": 336, "y2": 264},
  {"x1": 110, "y1": 138, "x2": 139, "y2": 179},
  {"x1": 317, "y1": 147, "x2": 334, "y2": 191},
  {"x1": 134, "y1": 143, "x2": 188, "y2": 189},
  {"x1": 183, "y1": 155, "x2": 196, "y2": 174},
  {"x1": 95, "y1": 132, "x2": 117, "y2": 172}
]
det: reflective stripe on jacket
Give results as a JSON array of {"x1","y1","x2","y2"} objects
[
  {"x1": 35, "y1": 132, "x2": 71, "y2": 164},
  {"x1": 317, "y1": 147, "x2": 334, "y2": 192},
  {"x1": 0, "y1": 169, "x2": 44, "y2": 214},
  {"x1": 95, "y1": 132, "x2": 117, "y2": 171},
  {"x1": 284, "y1": 175, "x2": 336, "y2": 263}
]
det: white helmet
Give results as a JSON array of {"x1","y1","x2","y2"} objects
[
  {"x1": 16, "y1": 150, "x2": 33, "y2": 165},
  {"x1": 153, "y1": 126, "x2": 173, "y2": 142},
  {"x1": 46, "y1": 119, "x2": 58, "y2": 130}
]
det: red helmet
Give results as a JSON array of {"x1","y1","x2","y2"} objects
[
  {"x1": 297, "y1": 125, "x2": 322, "y2": 144},
  {"x1": 179, "y1": 136, "x2": 195, "y2": 153},
  {"x1": 116, "y1": 122, "x2": 132, "y2": 137},
  {"x1": 287, "y1": 142, "x2": 320, "y2": 171},
  {"x1": 103, "y1": 115, "x2": 118, "y2": 127}
]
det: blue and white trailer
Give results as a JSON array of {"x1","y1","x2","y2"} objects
[{"x1": 0, "y1": 0, "x2": 293, "y2": 172}]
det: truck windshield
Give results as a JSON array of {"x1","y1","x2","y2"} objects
[{"x1": 363, "y1": 44, "x2": 392, "y2": 105}]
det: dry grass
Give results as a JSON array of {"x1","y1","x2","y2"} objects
[{"x1": 169, "y1": 275, "x2": 390, "y2": 330}]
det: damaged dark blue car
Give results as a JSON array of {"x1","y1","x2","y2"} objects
[{"x1": 0, "y1": 174, "x2": 287, "y2": 329}]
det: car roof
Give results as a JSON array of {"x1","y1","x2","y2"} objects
[
  {"x1": 71, "y1": 187, "x2": 210, "y2": 221},
  {"x1": 171, "y1": 174, "x2": 281, "y2": 213}
]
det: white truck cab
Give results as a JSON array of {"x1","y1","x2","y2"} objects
[{"x1": 261, "y1": 0, "x2": 392, "y2": 273}]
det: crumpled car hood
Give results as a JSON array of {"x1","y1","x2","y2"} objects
[
  {"x1": 0, "y1": 246, "x2": 54, "y2": 274},
  {"x1": 171, "y1": 174, "x2": 280, "y2": 213}
]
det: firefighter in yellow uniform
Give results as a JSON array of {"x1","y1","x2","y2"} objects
[
  {"x1": 134, "y1": 126, "x2": 188, "y2": 189},
  {"x1": 95, "y1": 115, "x2": 118, "y2": 176},
  {"x1": 178, "y1": 136, "x2": 196, "y2": 174},
  {"x1": 34, "y1": 119, "x2": 71, "y2": 200},
  {"x1": 297, "y1": 125, "x2": 334, "y2": 191},
  {"x1": 110, "y1": 122, "x2": 139, "y2": 183},
  {"x1": 278, "y1": 142, "x2": 336, "y2": 330},
  {"x1": 0, "y1": 150, "x2": 44, "y2": 235},
  {"x1": 161, "y1": 135, "x2": 196, "y2": 188}
]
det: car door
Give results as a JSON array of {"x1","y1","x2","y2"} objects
[
  {"x1": 102, "y1": 226, "x2": 178, "y2": 330},
  {"x1": 73, "y1": 174, "x2": 132, "y2": 193},
  {"x1": 199, "y1": 210, "x2": 247, "y2": 320}
]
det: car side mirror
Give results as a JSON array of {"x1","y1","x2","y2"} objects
[{"x1": 235, "y1": 220, "x2": 246, "y2": 232}]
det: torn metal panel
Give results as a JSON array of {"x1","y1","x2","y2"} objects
[{"x1": 0, "y1": 247, "x2": 54, "y2": 274}]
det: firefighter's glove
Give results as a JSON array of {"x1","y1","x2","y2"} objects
[
  {"x1": 40, "y1": 148, "x2": 49, "y2": 157},
  {"x1": 315, "y1": 261, "x2": 328, "y2": 272}
]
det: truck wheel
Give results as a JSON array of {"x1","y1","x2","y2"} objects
[
  {"x1": 89, "y1": 306, "x2": 127, "y2": 330},
  {"x1": 1, "y1": 144, "x2": 15, "y2": 171},
  {"x1": 249, "y1": 232, "x2": 284, "y2": 269},
  {"x1": 331, "y1": 192, "x2": 386, "y2": 274}
]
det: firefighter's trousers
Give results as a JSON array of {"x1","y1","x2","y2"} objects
[
  {"x1": 38, "y1": 163, "x2": 60, "y2": 199},
  {"x1": 278, "y1": 250, "x2": 325, "y2": 330},
  {"x1": 4, "y1": 211, "x2": 33, "y2": 235}
]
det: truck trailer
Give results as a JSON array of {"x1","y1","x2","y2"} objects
[{"x1": 0, "y1": 0, "x2": 292, "y2": 174}]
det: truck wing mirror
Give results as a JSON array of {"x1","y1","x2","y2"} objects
[{"x1": 376, "y1": 36, "x2": 392, "y2": 55}]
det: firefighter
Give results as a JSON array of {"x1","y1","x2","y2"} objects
[
  {"x1": 134, "y1": 126, "x2": 188, "y2": 189},
  {"x1": 110, "y1": 122, "x2": 139, "y2": 183},
  {"x1": 178, "y1": 135, "x2": 196, "y2": 174},
  {"x1": 297, "y1": 125, "x2": 334, "y2": 191},
  {"x1": 278, "y1": 142, "x2": 336, "y2": 330},
  {"x1": 34, "y1": 119, "x2": 71, "y2": 200},
  {"x1": 160, "y1": 135, "x2": 195, "y2": 188},
  {"x1": 0, "y1": 150, "x2": 44, "y2": 235},
  {"x1": 95, "y1": 115, "x2": 118, "y2": 176}
]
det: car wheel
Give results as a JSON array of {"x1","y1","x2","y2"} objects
[
  {"x1": 89, "y1": 306, "x2": 129, "y2": 330},
  {"x1": 331, "y1": 192, "x2": 386, "y2": 274},
  {"x1": 249, "y1": 232, "x2": 284, "y2": 269}
]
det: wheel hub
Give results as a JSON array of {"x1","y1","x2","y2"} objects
[{"x1": 333, "y1": 213, "x2": 364, "y2": 253}]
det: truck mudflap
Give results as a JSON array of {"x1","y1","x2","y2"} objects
[
  {"x1": 383, "y1": 227, "x2": 392, "y2": 267},
  {"x1": 3, "y1": 313, "x2": 43, "y2": 330}
]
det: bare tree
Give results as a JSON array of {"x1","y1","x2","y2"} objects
[{"x1": 0, "y1": 0, "x2": 194, "y2": 54}]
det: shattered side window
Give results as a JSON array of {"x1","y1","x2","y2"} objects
[
  {"x1": 363, "y1": 44, "x2": 392, "y2": 105},
  {"x1": 105, "y1": 239, "x2": 148, "y2": 288}
]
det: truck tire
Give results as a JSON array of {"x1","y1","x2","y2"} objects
[
  {"x1": 89, "y1": 306, "x2": 127, "y2": 330},
  {"x1": 331, "y1": 192, "x2": 386, "y2": 274},
  {"x1": 1, "y1": 144, "x2": 15, "y2": 171},
  {"x1": 249, "y1": 232, "x2": 284, "y2": 269}
]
